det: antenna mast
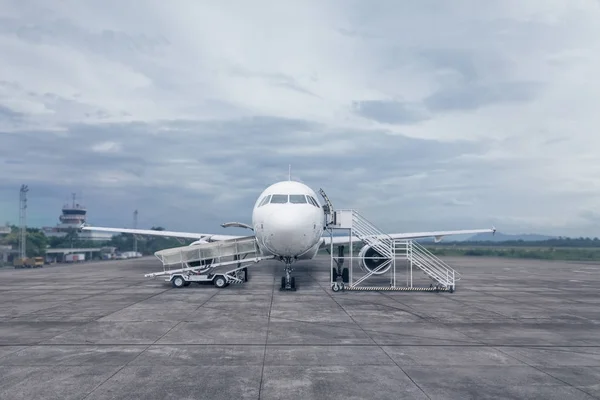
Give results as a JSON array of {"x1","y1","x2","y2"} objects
[
  {"x1": 19, "y1": 185, "x2": 29, "y2": 259},
  {"x1": 133, "y1": 209, "x2": 138, "y2": 253}
]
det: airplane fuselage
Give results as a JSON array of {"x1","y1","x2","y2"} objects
[{"x1": 251, "y1": 180, "x2": 325, "y2": 261}]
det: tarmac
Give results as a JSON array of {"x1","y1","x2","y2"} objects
[{"x1": 1, "y1": 254, "x2": 599, "y2": 399}]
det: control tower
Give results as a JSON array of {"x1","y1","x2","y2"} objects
[
  {"x1": 42, "y1": 193, "x2": 114, "y2": 241},
  {"x1": 58, "y1": 193, "x2": 87, "y2": 229}
]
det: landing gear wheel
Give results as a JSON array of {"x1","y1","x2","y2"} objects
[
  {"x1": 172, "y1": 276, "x2": 185, "y2": 288},
  {"x1": 279, "y1": 259, "x2": 297, "y2": 291},
  {"x1": 214, "y1": 275, "x2": 228, "y2": 288},
  {"x1": 342, "y1": 268, "x2": 349, "y2": 283},
  {"x1": 332, "y1": 268, "x2": 338, "y2": 280}
]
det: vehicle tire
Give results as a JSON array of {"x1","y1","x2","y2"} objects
[
  {"x1": 172, "y1": 276, "x2": 185, "y2": 288},
  {"x1": 214, "y1": 275, "x2": 227, "y2": 288},
  {"x1": 291, "y1": 276, "x2": 296, "y2": 289},
  {"x1": 183, "y1": 281, "x2": 191, "y2": 286},
  {"x1": 332, "y1": 282, "x2": 340, "y2": 292}
]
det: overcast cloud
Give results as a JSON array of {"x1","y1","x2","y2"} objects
[{"x1": 1, "y1": 0, "x2": 599, "y2": 237}]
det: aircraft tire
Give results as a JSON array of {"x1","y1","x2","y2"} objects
[{"x1": 342, "y1": 268, "x2": 349, "y2": 283}]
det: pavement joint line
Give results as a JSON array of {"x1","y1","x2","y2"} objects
[
  {"x1": 492, "y1": 345, "x2": 600, "y2": 400},
  {"x1": 311, "y1": 272, "x2": 433, "y2": 399},
  {"x1": 258, "y1": 275, "x2": 276, "y2": 399},
  {"x1": 79, "y1": 282, "x2": 220, "y2": 399},
  {"x1": 33, "y1": 284, "x2": 173, "y2": 347}
]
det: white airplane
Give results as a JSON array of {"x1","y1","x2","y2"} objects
[{"x1": 82, "y1": 179, "x2": 495, "y2": 290}]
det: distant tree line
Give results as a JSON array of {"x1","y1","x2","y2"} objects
[
  {"x1": 431, "y1": 237, "x2": 600, "y2": 248},
  {"x1": 425, "y1": 246, "x2": 600, "y2": 262}
]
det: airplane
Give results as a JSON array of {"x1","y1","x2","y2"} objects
[{"x1": 82, "y1": 179, "x2": 495, "y2": 290}]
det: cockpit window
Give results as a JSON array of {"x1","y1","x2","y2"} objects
[
  {"x1": 270, "y1": 194, "x2": 288, "y2": 204},
  {"x1": 258, "y1": 195, "x2": 271, "y2": 207},
  {"x1": 289, "y1": 194, "x2": 307, "y2": 204}
]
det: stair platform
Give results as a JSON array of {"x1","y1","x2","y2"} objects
[{"x1": 327, "y1": 209, "x2": 461, "y2": 293}]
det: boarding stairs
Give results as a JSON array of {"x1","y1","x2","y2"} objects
[
  {"x1": 146, "y1": 236, "x2": 274, "y2": 284},
  {"x1": 331, "y1": 209, "x2": 460, "y2": 291},
  {"x1": 394, "y1": 240, "x2": 461, "y2": 287}
]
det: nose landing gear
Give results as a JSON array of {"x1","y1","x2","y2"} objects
[{"x1": 280, "y1": 257, "x2": 297, "y2": 291}]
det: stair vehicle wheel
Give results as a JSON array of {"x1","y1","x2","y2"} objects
[
  {"x1": 332, "y1": 282, "x2": 340, "y2": 292},
  {"x1": 342, "y1": 268, "x2": 349, "y2": 283},
  {"x1": 172, "y1": 275, "x2": 185, "y2": 288},
  {"x1": 214, "y1": 275, "x2": 228, "y2": 288}
]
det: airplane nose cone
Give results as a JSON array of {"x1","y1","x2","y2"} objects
[{"x1": 264, "y1": 212, "x2": 313, "y2": 256}]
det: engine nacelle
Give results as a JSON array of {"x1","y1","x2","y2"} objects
[{"x1": 358, "y1": 244, "x2": 391, "y2": 274}]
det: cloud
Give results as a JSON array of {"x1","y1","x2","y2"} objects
[
  {"x1": 424, "y1": 80, "x2": 542, "y2": 112},
  {"x1": 352, "y1": 100, "x2": 430, "y2": 124},
  {"x1": 1, "y1": 1, "x2": 600, "y2": 237}
]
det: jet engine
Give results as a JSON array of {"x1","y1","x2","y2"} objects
[{"x1": 358, "y1": 244, "x2": 391, "y2": 274}]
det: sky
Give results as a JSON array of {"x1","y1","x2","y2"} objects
[{"x1": 1, "y1": 0, "x2": 600, "y2": 238}]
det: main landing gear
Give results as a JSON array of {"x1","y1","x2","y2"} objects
[
  {"x1": 331, "y1": 245, "x2": 349, "y2": 292},
  {"x1": 280, "y1": 257, "x2": 297, "y2": 291}
]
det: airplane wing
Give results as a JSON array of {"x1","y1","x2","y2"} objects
[
  {"x1": 321, "y1": 227, "x2": 496, "y2": 246},
  {"x1": 80, "y1": 225, "x2": 243, "y2": 242}
]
